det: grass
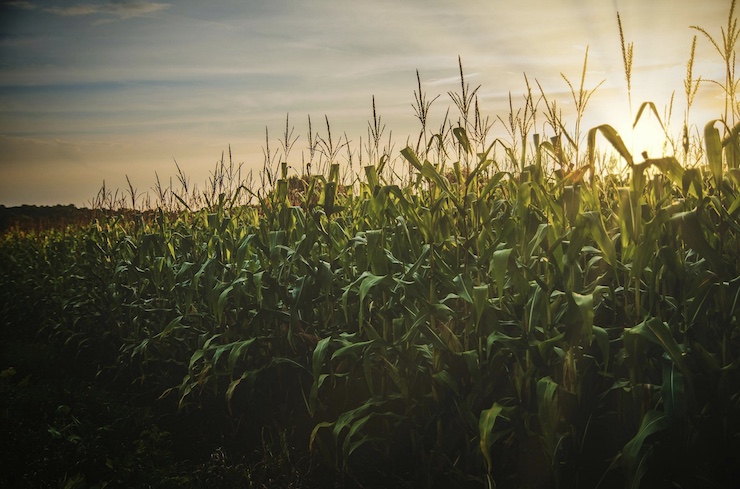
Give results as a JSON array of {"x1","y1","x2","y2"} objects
[{"x1": 1, "y1": 4, "x2": 740, "y2": 488}]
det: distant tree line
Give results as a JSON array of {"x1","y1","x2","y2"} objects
[{"x1": 0, "y1": 205, "x2": 96, "y2": 235}]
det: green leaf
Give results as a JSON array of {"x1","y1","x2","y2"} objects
[
  {"x1": 705, "y1": 120, "x2": 723, "y2": 187},
  {"x1": 453, "y1": 126, "x2": 472, "y2": 155},
  {"x1": 662, "y1": 359, "x2": 686, "y2": 422},
  {"x1": 671, "y1": 209, "x2": 726, "y2": 276},
  {"x1": 331, "y1": 340, "x2": 374, "y2": 361},
  {"x1": 400, "y1": 146, "x2": 423, "y2": 172},
  {"x1": 226, "y1": 369, "x2": 259, "y2": 413},
  {"x1": 309, "y1": 421, "x2": 334, "y2": 452},
  {"x1": 473, "y1": 285, "x2": 488, "y2": 329},
  {"x1": 622, "y1": 410, "x2": 670, "y2": 483},
  {"x1": 682, "y1": 168, "x2": 703, "y2": 199},
  {"x1": 576, "y1": 211, "x2": 617, "y2": 268},
  {"x1": 437, "y1": 320, "x2": 463, "y2": 353},
  {"x1": 618, "y1": 187, "x2": 636, "y2": 249},
  {"x1": 383, "y1": 357, "x2": 409, "y2": 398},
  {"x1": 593, "y1": 326, "x2": 610, "y2": 371},
  {"x1": 358, "y1": 273, "x2": 390, "y2": 325},
  {"x1": 571, "y1": 291, "x2": 594, "y2": 341},
  {"x1": 479, "y1": 403, "x2": 504, "y2": 474},
  {"x1": 492, "y1": 248, "x2": 514, "y2": 299},
  {"x1": 364, "y1": 165, "x2": 379, "y2": 190},
  {"x1": 526, "y1": 283, "x2": 545, "y2": 334},
  {"x1": 587, "y1": 124, "x2": 634, "y2": 169},
  {"x1": 729, "y1": 188, "x2": 740, "y2": 216},
  {"x1": 366, "y1": 230, "x2": 388, "y2": 275},
  {"x1": 478, "y1": 171, "x2": 507, "y2": 201},
  {"x1": 188, "y1": 349, "x2": 204, "y2": 371},
  {"x1": 648, "y1": 156, "x2": 684, "y2": 187},
  {"x1": 323, "y1": 181, "x2": 337, "y2": 215},
  {"x1": 216, "y1": 284, "x2": 234, "y2": 323},
  {"x1": 332, "y1": 402, "x2": 374, "y2": 442},
  {"x1": 453, "y1": 273, "x2": 474, "y2": 303},
  {"x1": 527, "y1": 223, "x2": 550, "y2": 258},
  {"x1": 309, "y1": 337, "x2": 332, "y2": 416},
  {"x1": 156, "y1": 315, "x2": 183, "y2": 339},
  {"x1": 420, "y1": 161, "x2": 457, "y2": 205},
  {"x1": 537, "y1": 377, "x2": 560, "y2": 448},
  {"x1": 227, "y1": 338, "x2": 257, "y2": 373},
  {"x1": 625, "y1": 317, "x2": 689, "y2": 378},
  {"x1": 724, "y1": 122, "x2": 740, "y2": 169},
  {"x1": 363, "y1": 346, "x2": 375, "y2": 396}
]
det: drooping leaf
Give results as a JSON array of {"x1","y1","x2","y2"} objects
[
  {"x1": 622, "y1": 410, "x2": 671, "y2": 485},
  {"x1": 648, "y1": 156, "x2": 684, "y2": 187},
  {"x1": 724, "y1": 121, "x2": 740, "y2": 169},
  {"x1": 633, "y1": 101, "x2": 668, "y2": 150},
  {"x1": 571, "y1": 291, "x2": 594, "y2": 341},
  {"x1": 576, "y1": 211, "x2": 617, "y2": 268},
  {"x1": 492, "y1": 248, "x2": 515, "y2": 299},
  {"x1": 682, "y1": 167, "x2": 703, "y2": 199},
  {"x1": 625, "y1": 317, "x2": 689, "y2": 378},
  {"x1": 453, "y1": 126, "x2": 472, "y2": 155},
  {"x1": 587, "y1": 124, "x2": 634, "y2": 169},
  {"x1": 400, "y1": 146, "x2": 423, "y2": 172},
  {"x1": 705, "y1": 120, "x2": 723, "y2": 187},
  {"x1": 671, "y1": 209, "x2": 726, "y2": 276},
  {"x1": 156, "y1": 315, "x2": 184, "y2": 339},
  {"x1": 227, "y1": 338, "x2": 257, "y2": 373},
  {"x1": 479, "y1": 403, "x2": 504, "y2": 474},
  {"x1": 309, "y1": 337, "x2": 332, "y2": 416},
  {"x1": 453, "y1": 273, "x2": 474, "y2": 303}
]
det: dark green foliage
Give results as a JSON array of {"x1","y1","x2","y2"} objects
[{"x1": 2, "y1": 124, "x2": 740, "y2": 487}]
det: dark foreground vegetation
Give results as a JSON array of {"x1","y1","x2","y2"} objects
[{"x1": 2, "y1": 6, "x2": 740, "y2": 487}]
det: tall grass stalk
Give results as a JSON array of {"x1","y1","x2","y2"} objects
[
  {"x1": 561, "y1": 47, "x2": 605, "y2": 172},
  {"x1": 617, "y1": 11, "x2": 634, "y2": 121},
  {"x1": 692, "y1": 0, "x2": 739, "y2": 126}
]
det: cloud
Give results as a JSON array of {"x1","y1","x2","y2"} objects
[
  {"x1": 426, "y1": 73, "x2": 480, "y2": 87},
  {"x1": 44, "y1": 1, "x2": 171, "y2": 20},
  {"x1": 4, "y1": 1, "x2": 37, "y2": 9}
]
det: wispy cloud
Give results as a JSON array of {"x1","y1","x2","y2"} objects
[
  {"x1": 4, "y1": 1, "x2": 37, "y2": 10},
  {"x1": 44, "y1": 1, "x2": 171, "y2": 20},
  {"x1": 426, "y1": 73, "x2": 480, "y2": 87}
]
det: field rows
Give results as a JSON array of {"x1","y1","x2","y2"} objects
[{"x1": 2, "y1": 120, "x2": 740, "y2": 487}]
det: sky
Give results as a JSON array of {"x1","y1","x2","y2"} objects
[{"x1": 0, "y1": 0, "x2": 733, "y2": 207}]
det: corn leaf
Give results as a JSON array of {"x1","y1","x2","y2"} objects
[
  {"x1": 400, "y1": 146, "x2": 423, "y2": 172},
  {"x1": 492, "y1": 248, "x2": 515, "y2": 299},
  {"x1": 453, "y1": 126, "x2": 472, "y2": 155},
  {"x1": 662, "y1": 360, "x2": 686, "y2": 422},
  {"x1": 625, "y1": 317, "x2": 689, "y2": 378},
  {"x1": 622, "y1": 409, "x2": 670, "y2": 485},
  {"x1": 587, "y1": 124, "x2": 634, "y2": 169},
  {"x1": 724, "y1": 122, "x2": 740, "y2": 169},
  {"x1": 309, "y1": 337, "x2": 332, "y2": 416},
  {"x1": 479, "y1": 403, "x2": 504, "y2": 474},
  {"x1": 671, "y1": 209, "x2": 726, "y2": 276},
  {"x1": 705, "y1": 120, "x2": 723, "y2": 186},
  {"x1": 576, "y1": 211, "x2": 617, "y2": 268}
]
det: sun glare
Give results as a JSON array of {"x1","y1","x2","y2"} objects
[
  {"x1": 629, "y1": 111, "x2": 672, "y2": 160},
  {"x1": 604, "y1": 106, "x2": 673, "y2": 165},
  {"x1": 588, "y1": 97, "x2": 675, "y2": 175}
]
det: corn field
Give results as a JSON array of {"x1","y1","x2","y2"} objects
[{"x1": 2, "y1": 8, "x2": 740, "y2": 488}]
